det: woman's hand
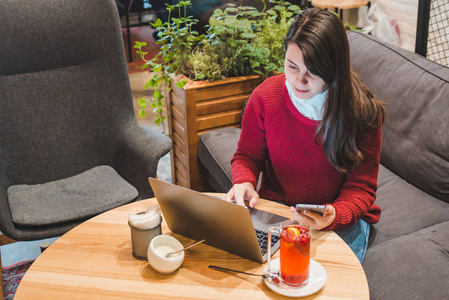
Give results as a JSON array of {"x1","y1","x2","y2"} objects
[
  {"x1": 225, "y1": 183, "x2": 259, "y2": 208},
  {"x1": 290, "y1": 205, "x2": 336, "y2": 230}
]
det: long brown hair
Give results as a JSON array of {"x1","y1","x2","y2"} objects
[{"x1": 284, "y1": 8, "x2": 385, "y2": 173}]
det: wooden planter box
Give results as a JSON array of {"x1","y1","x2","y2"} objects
[{"x1": 168, "y1": 75, "x2": 264, "y2": 191}]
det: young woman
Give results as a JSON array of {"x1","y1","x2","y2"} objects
[{"x1": 225, "y1": 8, "x2": 385, "y2": 262}]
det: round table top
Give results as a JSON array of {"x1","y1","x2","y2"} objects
[
  {"x1": 15, "y1": 194, "x2": 369, "y2": 299},
  {"x1": 312, "y1": 0, "x2": 369, "y2": 9}
]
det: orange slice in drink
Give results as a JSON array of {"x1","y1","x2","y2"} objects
[{"x1": 287, "y1": 227, "x2": 300, "y2": 237}]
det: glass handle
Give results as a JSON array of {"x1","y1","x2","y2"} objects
[{"x1": 267, "y1": 226, "x2": 279, "y2": 274}]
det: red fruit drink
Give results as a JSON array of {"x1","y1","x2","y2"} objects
[{"x1": 279, "y1": 224, "x2": 310, "y2": 287}]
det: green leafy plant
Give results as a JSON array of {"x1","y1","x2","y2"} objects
[{"x1": 134, "y1": 0, "x2": 302, "y2": 130}]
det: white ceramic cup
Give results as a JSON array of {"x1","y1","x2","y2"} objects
[{"x1": 147, "y1": 235, "x2": 185, "y2": 274}]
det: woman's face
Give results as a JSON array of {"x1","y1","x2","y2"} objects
[{"x1": 284, "y1": 43, "x2": 327, "y2": 99}]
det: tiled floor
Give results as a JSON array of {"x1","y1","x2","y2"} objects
[{"x1": 0, "y1": 70, "x2": 171, "y2": 268}]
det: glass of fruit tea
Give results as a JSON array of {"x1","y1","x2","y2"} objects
[{"x1": 268, "y1": 219, "x2": 311, "y2": 287}]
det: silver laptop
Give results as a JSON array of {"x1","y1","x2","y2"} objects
[{"x1": 148, "y1": 178, "x2": 287, "y2": 263}]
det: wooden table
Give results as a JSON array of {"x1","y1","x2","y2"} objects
[
  {"x1": 311, "y1": 0, "x2": 369, "y2": 19},
  {"x1": 15, "y1": 195, "x2": 369, "y2": 299}
]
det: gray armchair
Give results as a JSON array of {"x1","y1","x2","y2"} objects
[{"x1": 0, "y1": 0, "x2": 171, "y2": 242}]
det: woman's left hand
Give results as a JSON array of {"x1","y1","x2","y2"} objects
[{"x1": 290, "y1": 205, "x2": 336, "y2": 230}]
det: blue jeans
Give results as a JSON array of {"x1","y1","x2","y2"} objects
[{"x1": 335, "y1": 219, "x2": 370, "y2": 263}]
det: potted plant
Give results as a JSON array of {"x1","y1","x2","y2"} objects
[
  {"x1": 134, "y1": 0, "x2": 302, "y2": 190},
  {"x1": 135, "y1": 0, "x2": 301, "y2": 125}
]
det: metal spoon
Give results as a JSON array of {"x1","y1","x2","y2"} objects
[
  {"x1": 165, "y1": 239, "x2": 205, "y2": 258},
  {"x1": 208, "y1": 265, "x2": 280, "y2": 284}
]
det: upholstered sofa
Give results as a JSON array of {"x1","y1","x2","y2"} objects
[{"x1": 198, "y1": 31, "x2": 449, "y2": 299}]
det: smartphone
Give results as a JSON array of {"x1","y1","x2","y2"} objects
[{"x1": 295, "y1": 204, "x2": 326, "y2": 215}]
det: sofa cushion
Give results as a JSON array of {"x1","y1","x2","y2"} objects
[
  {"x1": 363, "y1": 221, "x2": 449, "y2": 300},
  {"x1": 371, "y1": 165, "x2": 449, "y2": 246},
  {"x1": 198, "y1": 127, "x2": 241, "y2": 192},
  {"x1": 7, "y1": 165, "x2": 138, "y2": 226},
  {"x1": 348, "y1": 32, "x2": 449, "y2": 203}
]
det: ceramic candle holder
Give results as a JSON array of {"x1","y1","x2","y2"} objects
[{"x1": 128, "y1": 216, "x2": 162, "y2": 260}]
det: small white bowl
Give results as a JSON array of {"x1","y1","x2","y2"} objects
[{"x1": 147, "y1": 235, "x2": 185, "y2": 274}]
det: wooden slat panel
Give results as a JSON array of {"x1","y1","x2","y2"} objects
[
  {"x1": 182, "y1": 88, "x2": 202, "y2": 190},
  {"x1": 172, "y1": 131, "x2": 186, "y2": 152},
  {"x1": 174, "y1": 144, "x2": 187, "y2": 168},
  {"x1": 174, "y1": 156, "x2": 187, "y2": 177},
  {"x1": 166, "y1": 93, "x2": 174, "y2": 143},
  {"x1": 172, "y1": 103, "x2": 184, "y2": 126},
  {"x1": 184, "y1": 88, "x2": 198, "y2": 148},
  {"x1": 196, "y1": 94, "x2": 249, "y2": 116},
  {"x1": 175, "y1": 168, "x2": 188, "y2": 187},
  {"x1": 169, "y1": 76, "x2": 264, "y2": 191},
  {"x1": 197, "y1": 110, "x2": 241, "y2": 131},
  {"x1": 171, "y1": 92, "x2": 185, "y2": 115},
  {"x1": 194, "y1": 79, "x2": 263, "y2": 102},
  {"x1": 172, "y1": 118, "x2": 186, "y2": 140}
]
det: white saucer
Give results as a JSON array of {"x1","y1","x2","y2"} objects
[{"x1": 263, "y1": 258, "x2": 326, "y2": 297}]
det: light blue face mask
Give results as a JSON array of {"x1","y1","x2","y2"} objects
[{"x1": 285, "y1": 80, "x2": 327, "y2": 121}]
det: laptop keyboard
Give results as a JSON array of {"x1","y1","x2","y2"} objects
[{"x1": 255, "y1": 228, "x2": 280, "y2": 257}]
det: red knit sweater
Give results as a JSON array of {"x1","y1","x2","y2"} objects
[{"x1": 231, "y1": 74, "x2": 382, "y2": 231}]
